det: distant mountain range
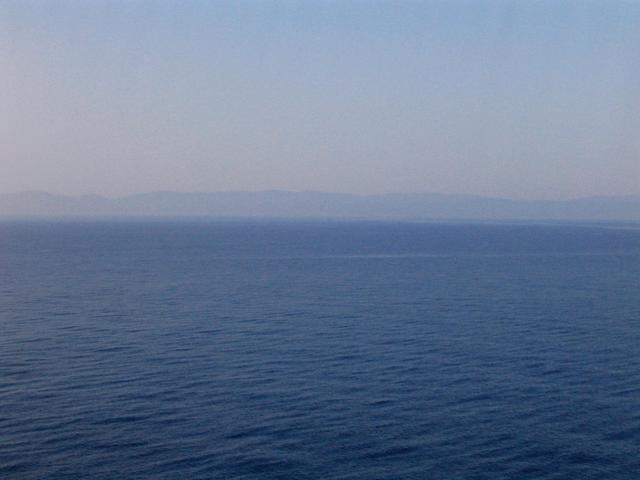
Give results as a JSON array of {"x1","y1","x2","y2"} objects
[{"x1": 1, "y1": 191, "x2": 639, "y2": 222}]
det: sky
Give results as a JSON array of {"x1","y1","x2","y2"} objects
[{"x1": 1, "y1": 1, "x2": 639, "y2": 200}]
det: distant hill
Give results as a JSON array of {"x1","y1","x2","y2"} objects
[{"x1": 1, "y1": 191, "x2": 639, "y2": 222}]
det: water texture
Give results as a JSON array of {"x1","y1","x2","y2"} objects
[{"x1": 1, "y1": 220, "x2": 639, "y2": 479}]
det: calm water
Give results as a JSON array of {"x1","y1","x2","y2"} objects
[{"x1": 1, "y1": 220, "x2": 639, "y2": 479}]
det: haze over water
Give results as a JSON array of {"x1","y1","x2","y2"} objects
[
  {"x1": 1, "y1": 220, "x2": 639, "y2": 479},
  {"x1": 3, "y1": 1, "x2": 640, "y2": 478}
]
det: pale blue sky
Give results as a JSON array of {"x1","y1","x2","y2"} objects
[{"x1": 1, "y1": 1, "x2": 639, "y2": 199}]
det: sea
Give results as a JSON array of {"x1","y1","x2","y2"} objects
[{"x1": 1, "y1": 219, "x2": 639, "y2": 479}]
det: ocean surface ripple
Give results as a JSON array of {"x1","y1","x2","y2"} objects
[{"x1": 1, "y1": 220, "x2": 639, "y2": 479}]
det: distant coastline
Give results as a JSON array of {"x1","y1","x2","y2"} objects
[{"x1": 1, "y1": 191, "x2": 639, "y2": 222}]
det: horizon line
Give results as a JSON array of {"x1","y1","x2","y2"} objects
[{"x1": 3, "y1": 190, "x2": 640, "y2": 204}]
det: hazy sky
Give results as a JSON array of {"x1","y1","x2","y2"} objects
[{"x1": 1, "y1": 1, "x2": 639, "y2": 199}]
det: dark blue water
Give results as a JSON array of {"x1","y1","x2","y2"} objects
[{"x1": 1, "y1": 220, "x2": 639, "y2": 479}]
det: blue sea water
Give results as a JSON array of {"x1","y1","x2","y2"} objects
[{"x1": 1, "y1": 220, "x2": 639, "y2": 479}]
